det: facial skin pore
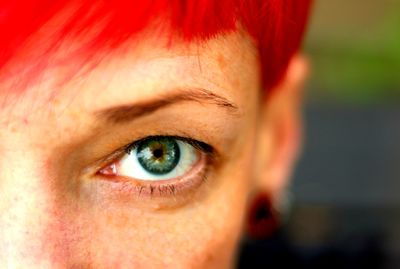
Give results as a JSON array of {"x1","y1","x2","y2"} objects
[
  {"x1": 0, "y1": 24, "x2": 264, "y2": 268},
  {"x1": 0, "y1": 13, "x2": 307, "y2": 265}
]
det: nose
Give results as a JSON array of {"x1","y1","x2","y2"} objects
[{"x1": 0, "y1": 156, "x2": 71, "y2": 268}]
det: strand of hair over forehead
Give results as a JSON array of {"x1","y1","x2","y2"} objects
[{"x1": 0, "y1": 0, "x2": 312, "y2": 94}]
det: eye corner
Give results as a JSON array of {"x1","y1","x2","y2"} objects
[
  {"x1": 98, "y1": 162, "x2": 117, "y2": 176},
  {"x1": 90, "y1": 134, "x2": 217, "y2": 201}
]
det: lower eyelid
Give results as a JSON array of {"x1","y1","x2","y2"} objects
[{"x1": 97, "y1": 152, "x2": 210, "y2": 199}]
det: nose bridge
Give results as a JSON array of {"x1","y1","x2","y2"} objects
[{"x1": 0, "y1": 151, "x2": 70, "y2": 268}]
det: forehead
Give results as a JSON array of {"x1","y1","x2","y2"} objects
[{"x1": 0, "y1": 28, "x2": 260, "y2": 126}]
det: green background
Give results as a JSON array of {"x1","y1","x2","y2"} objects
[{"x1": 304, "y1": 0, "x2": 400, "y2": 104}]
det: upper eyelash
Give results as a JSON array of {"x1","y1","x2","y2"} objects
[
  {"x1": 93, "y1": 134, "x2": 217, "y2": 188},
  {"x1": 92, "y1": 135, "x2": 217, "y2": 200},
  {"x1": 124, "y1": 135, "x2": 214, "y2": 155}
]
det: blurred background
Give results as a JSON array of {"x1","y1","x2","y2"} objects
[{"x1": 239, "y1": 1, "x2": 400, "y2": 268}]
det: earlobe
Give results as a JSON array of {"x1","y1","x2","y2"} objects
[
  {"x1": 253, "y1": 54, "x2": 309, "y2": 204},
  {"x1": 245, "y1": 192, "x2": 280, "y2": 239}
]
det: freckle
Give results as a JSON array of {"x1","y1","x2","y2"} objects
[
  {"x1": 106, "y1": 212, "x2": 130, "y2": 228},
  {"x1": 217, "y1": 54, "x2": 227, "y2": 70},
  {"x1": 232, "y1": 78, "x2": 240, "y2": 88},
  {"x1": 68, "y1": 110, "x2": 82, "y2": 121},
  {"x1": 9, "y1": 123, "x2": 18, "y2": 133}
]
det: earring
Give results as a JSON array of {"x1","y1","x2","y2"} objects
[{"x1": 246, "y1": 192, "x2": 280, "y2": 240}]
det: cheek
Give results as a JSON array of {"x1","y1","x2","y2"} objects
[
  {"x1": 52, "y1": 117, "x2": 259, "y2": 268},
  {"x1": 67, "y1": 145, "x2": 254, "y2": 269}
]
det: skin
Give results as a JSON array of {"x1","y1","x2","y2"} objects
[{"x1": 0, "y1": 25, "x2": 307, "y2": 268}]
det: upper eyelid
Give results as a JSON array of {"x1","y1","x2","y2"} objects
[
  {"x1": 125, "y1": 135, "x2": 214, "y2": 155},
  {"x1": 87, "y1": 134, "x2": 219, "y2": 201},
  {"x1": 88, "y1": 134, "x2": 217, "y2": 178}
]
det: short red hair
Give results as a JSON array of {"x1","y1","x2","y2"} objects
[{"x1": 0, "y1": 0, "x2": 312, "y2": 93}]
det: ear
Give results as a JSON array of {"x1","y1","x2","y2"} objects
[{"x1": 254, "y1": 54, "x2": 309, "y2": 205}]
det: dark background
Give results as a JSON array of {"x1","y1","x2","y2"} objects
[{"x1": 239, "y1": 1, "x2": 400, "y2": 268}]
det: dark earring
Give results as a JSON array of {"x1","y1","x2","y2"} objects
[{"x1": 246, "y1": 192, "x2": 280, "y2": 240}]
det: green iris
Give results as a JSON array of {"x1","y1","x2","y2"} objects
[{"x1": 136, "y1": 137, "x2": 181, "y2": 175}]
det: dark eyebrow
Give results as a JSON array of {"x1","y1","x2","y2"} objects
[{"x1": 95, "y1": 88, "x2": 239, "y2": 124}]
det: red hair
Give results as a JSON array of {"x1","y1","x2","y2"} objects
[{"x1": 0, "y1": 0, "x2": 311, "y2": 93}]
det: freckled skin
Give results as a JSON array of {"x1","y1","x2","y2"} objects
[{"x1": 0, "y1": 25, "x2": 304, "y2": 268}]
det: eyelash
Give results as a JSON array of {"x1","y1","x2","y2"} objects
[
  {"x1": 95, "y1": 135, "x2": 216, "y2": 198},
  {"x1": 125, "y1": 135, "x2": 214, "y2": 155}
]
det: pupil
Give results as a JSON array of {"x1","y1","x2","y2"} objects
[
  {"x1": 136, "y1": 137, "x2": 180, "y2": 175},
  {"x1": 152, "y1": 148, "x2": 164, "y2": 159}
]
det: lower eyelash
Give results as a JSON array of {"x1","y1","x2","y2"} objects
[
  {"x1": 101, "y1": 151, "x2": 212, "y2": 199},
  {"x1": 145, "y1": 171, "x2": 209, "y2": 197}
]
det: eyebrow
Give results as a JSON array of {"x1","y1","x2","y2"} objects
[{"x1": 95, "y1": 88, "x2": 239, "y2": 124}]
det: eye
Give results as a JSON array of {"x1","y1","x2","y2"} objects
[{"x1": 99, "y1": 136, "x2": 211, "y2": 181}]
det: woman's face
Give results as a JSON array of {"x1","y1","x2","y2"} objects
[{"x1": 0, "y1": 28, "x2": 302, "y2": 268}]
